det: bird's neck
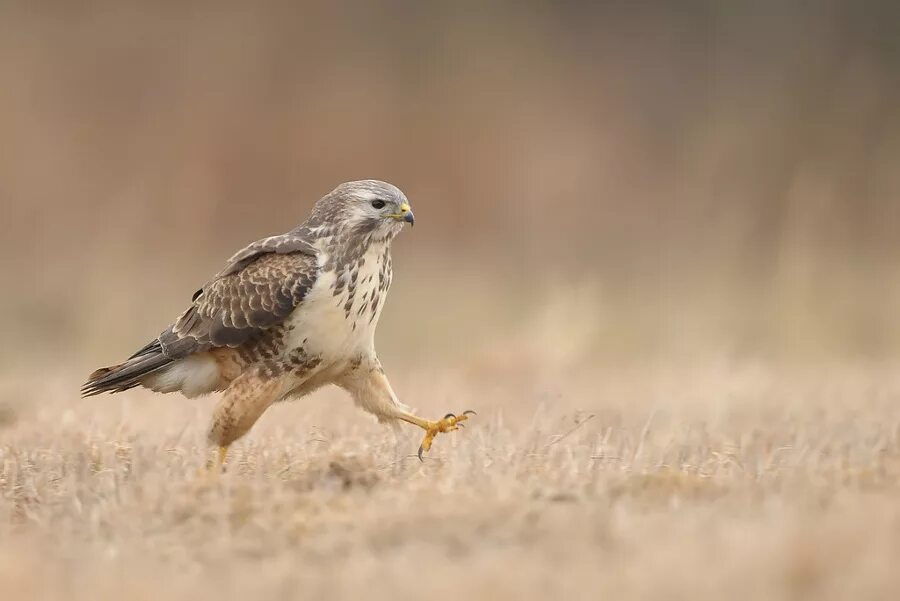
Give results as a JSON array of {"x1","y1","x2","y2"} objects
[{"x1": 316, "y1": 231, "x2": 394, "y2": 271}]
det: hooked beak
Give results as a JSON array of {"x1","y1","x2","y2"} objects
[{"x1": 391, "y1": 203, "x2": 415, "y2": 226}]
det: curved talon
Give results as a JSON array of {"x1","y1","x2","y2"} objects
[{"x1": 415, "y1": 410, "x2": 476, "y2": 461}]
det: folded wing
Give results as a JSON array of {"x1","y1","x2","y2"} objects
[{"x1": 82, "y1": 232, "x2": 319, "y2": 396}]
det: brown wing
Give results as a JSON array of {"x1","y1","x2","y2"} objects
[
  {"x1": 82, "y1": 232, "x2": 319, "y2": 396},
  {"x1": 214, "y1": 229, "x2": 317, "y2": 279},
  {"x1": 166, "y1": 251, "x2": 318, "y2": 352}
]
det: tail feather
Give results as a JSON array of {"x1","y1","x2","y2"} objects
[{"x1": 81, "y1": 343, "x2": 174, "y2": 397}]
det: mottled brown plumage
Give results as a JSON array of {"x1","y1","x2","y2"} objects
[{"x1": 83, "y1": 180, "x2": 474, "y2": 462}]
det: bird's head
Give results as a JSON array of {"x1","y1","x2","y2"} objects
[{"x1": 308, "y1": 180, "x2": 414, "y2": 240}]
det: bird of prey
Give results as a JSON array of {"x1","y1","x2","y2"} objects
[{"x1": 83, "y1": 180, "x2": 474, "y2": 464}]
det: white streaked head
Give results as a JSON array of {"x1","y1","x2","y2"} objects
[{"x1": 308, "y1": 180, "x2": 415, "y2": 237}]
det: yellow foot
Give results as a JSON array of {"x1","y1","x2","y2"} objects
[
  {"x1": 418, "y1": 410, "x2": 476, "y2": 461},
  {"x1": 202, "y1": 445, "x2": 229, "y2": 475}
]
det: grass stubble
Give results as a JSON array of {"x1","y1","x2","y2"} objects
[{"x1": 0, "y1": 363, "x2": 899, "y2": 601}]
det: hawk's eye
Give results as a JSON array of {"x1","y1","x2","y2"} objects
[{"x1": 371, "y1": 199, "x2": 386, "y2": 209}]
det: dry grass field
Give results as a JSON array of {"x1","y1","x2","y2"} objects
[
  {"x1": 2, "y1": 3, "x2": 900, "y2": 600},
  {"x1": 2, "y1": 359, "x2": 899, "y2": 601}
]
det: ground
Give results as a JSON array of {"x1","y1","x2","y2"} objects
[{"x1": 1, "y1": 364, "x2": 899, "y2": 601}]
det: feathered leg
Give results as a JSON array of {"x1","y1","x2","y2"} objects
[
  {"x1": 207, "y1": 367, "x2": 289, "y2": 470},
  {"x1": 339, "y1": 360, "x2": 475, "y2": 460}
]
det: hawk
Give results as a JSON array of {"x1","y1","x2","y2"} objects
[{"x1": 83, "y1": 180, "x2": 473, "y2": 464}]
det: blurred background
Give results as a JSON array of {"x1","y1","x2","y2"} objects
[{"x1": 1, "y1": 0, "x2": 898, "y2": 384}]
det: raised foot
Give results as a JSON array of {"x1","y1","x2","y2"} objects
[{"x1": 418, "y1": 410, "x2": 476, "y2": 461}]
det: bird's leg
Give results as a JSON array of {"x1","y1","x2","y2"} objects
[
  {"x1": 340, "y1": 362, "x2": 476, "y2": 460},
  {"x1": 204, "y1": 445, "x2": 229, "y2": 474},
  {"x1": 206, "y1": 368, "x2": 287, "y2": 471},
  {"x1": 194, "y1": 445, "x2": 229, "y2": 480},
  {"x1": 396, "y1": 410, "x2": 477, "y2": 460}
]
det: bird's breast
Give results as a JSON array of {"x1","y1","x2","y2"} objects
[{"x1": 283, "y1": 243, "x2": 392, "y2": 364}]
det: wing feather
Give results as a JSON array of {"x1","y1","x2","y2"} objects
[
  {"x1": 216, "y1": 230, "x2": 317, "y2": 278},
  {"x1": 83, "y1": 230, "x2": 319, "y2": 396},
  {"x1": 167, "y1": 250, "x2": 318, "y2": 352}
]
